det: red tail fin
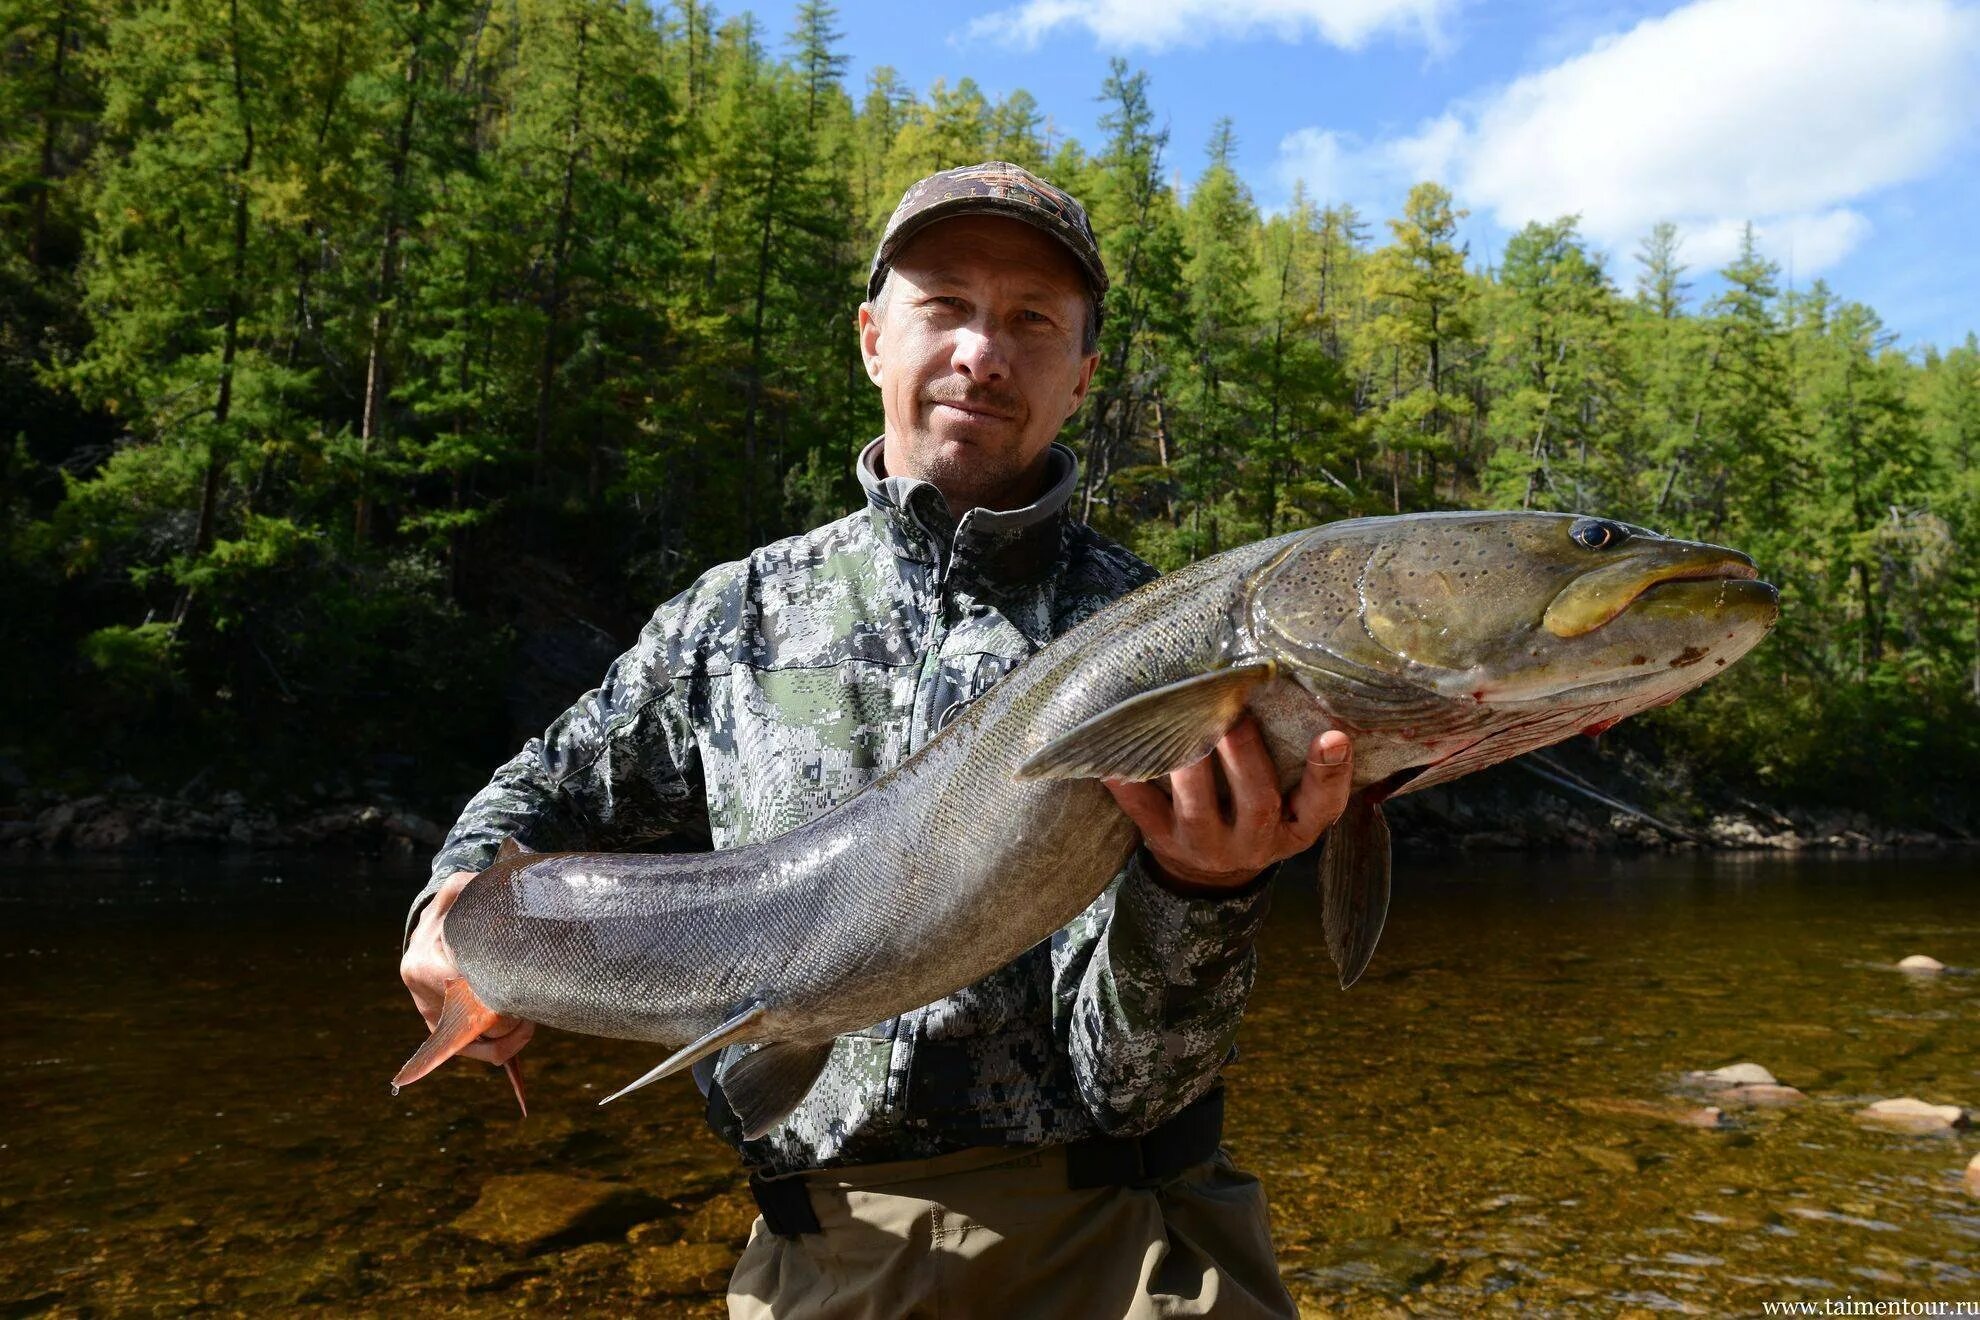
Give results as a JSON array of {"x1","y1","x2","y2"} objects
[{"x1": 392, "y1": 978, "x2": 528, "y2": 1116}]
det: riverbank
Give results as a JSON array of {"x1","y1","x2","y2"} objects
[
  {"x1": 0, "y1": 789, "x2": 446, "y2": 855},
  {"x1": 4, "y1": 755, "x2": 1968, "y2": 857}
]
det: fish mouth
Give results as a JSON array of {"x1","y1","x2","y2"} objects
[{"x1": 1543, "y1": 550, "x2": 1760, "y2": 639}]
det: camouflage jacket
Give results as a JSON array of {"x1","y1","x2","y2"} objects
[{"x1": 414, "y1": 439, "x2": 1270, "y2": 1176}]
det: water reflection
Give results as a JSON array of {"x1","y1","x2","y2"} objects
[{"x1": 1, "y1": 852, "x2": 1974, "y2": 1315}]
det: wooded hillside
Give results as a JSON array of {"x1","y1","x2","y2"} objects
[{"x1": 3, "y1": 0, "x2": 1974, "y2": 823}]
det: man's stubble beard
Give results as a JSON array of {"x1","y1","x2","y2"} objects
[{"x1": 902, "y1": 384, "x2": 1047, "y2": 514}]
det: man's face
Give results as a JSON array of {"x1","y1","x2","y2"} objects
[{"x1": 860, "y1": 215, "x2": 1099, "y2": 515}]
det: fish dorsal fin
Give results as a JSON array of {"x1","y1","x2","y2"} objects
[
  {"x1": 716, "y1": 1040, "x2": 837, "y2": 1141},
  {"x1": 1015, "y1": 661, "x2": 1277, "y2": 783},
  {"x1": 1321, "y1": 790, "x2": 1391, "y2": 989},
  {"x1": 495, "y1": 836, "x2": 537, "y2": 864},
  {"x1": 597, "y1": 1003, "x2": 768, "y2": 1107}
]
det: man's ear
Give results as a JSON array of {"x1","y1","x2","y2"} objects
[
  {"x1": 857, "y1": 304, "x2": 884, "y2": 386},
  {"x1": 1064, "y1": 350, "x2": 1100, "y2": 419}
]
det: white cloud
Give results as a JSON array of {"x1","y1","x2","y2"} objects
[
  {"x1": 1682, "y1": 211, "x2": 1875, "y2": 276},
  {"x1": 964, "y1": 0, "x2": 1455, "y2": 53},
  {"x1": 1275, "y1": 0, "x2": 1980, "y2": 274},
  {"x1": 1279, "y1": 115, "x2": 1463, "y2": 207}
]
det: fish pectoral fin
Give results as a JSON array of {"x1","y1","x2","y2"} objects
[
  {"x1": 1320, "y1": 791, "x2": 1392, "y2": 990},
  {"x1": 1014, "y1": 661, "x2": 1278, "y2": 782},
  {"x1": 716, "y1": 1040, "x2": 837, "y2": 1141},
  {"x1": 495, "y1": 835, "x2": 537, "y2": 863},
  {"x1": 391, "y1": 978, "x2": 524, "y2": 1114},
  {"x1": 597, "y1": 1003, "x2": 768, "y2": 1108}
]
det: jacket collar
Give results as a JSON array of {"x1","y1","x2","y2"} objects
[{"x1": 857, "y1": 436, "x2": 1077, "y2": 586}]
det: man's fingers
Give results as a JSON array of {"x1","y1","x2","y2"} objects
[
  {"x1": 1214, "y1": 718, "x2": 1281, "y2": 833},
  {"x1": 1103, "y1": 777, "x2": 1174, "y2": 842},
  {"x1": 1167, "y1": 751, "x2": 1221, "y2": 830},
  {"x1": 403, "y1": 870, "x2": 479, "y2": 1026},
  {"x1": 1287, "y1": 730, "x2": 1354, "y2": 843}
]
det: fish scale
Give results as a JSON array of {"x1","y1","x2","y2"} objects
[{"x1": 396, "y1": 510, "x2": 1778, "y2": 1135}]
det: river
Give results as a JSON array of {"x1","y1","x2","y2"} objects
[{"x1": 3, "y1": 851, "x2": 1975, "y2": 1316}]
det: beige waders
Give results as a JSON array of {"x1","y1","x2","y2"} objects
[{"x1": 725, "y1": 1141, "x2": 1296, "y2": 1319}]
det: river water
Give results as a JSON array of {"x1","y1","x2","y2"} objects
[{"x1": 2, "y1": 851, "x2": 1975, "y2": 1316}]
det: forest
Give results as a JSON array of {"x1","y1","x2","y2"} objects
[{"x1": 2, "y1": 0, "x2": 1975, "y2": 826}]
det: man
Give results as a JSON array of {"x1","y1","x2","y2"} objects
[{"x1": 401, "y1": 162, "x2": 1354, "y2": 1317}]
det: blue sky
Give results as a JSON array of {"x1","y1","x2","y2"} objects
[{"x1": 733, "y1": 0, "x2": 1980, "y2": 352}]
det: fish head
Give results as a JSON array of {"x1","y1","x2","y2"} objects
[{"x1": 1248, "y1": 511, "x2": 1779, "y2": 714}]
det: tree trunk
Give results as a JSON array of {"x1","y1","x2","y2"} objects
[
  {"x1": 741, "y1": 129, "x2": 784, "y2": 548},
  {"x1": 355, "y1": 0, "x2": 431, "y2": 543},
  {"x1": 531, "y1": 10, "x2": 591, "y2": 512},
  {"x1": 27, "y1": 3, "x2": 72, "y2": 268},
  {"x1": 178, "y1": 0, "x2": 257, "y2": 626}
]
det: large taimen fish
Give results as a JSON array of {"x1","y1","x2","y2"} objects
[{"x1": 394, "y1": 512, "x2": 1778, "y2": 1135}]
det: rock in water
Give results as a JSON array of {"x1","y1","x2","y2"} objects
[
  {"x1": 1896, "y1": 954, "x2": 1946, "y2": 972},
  {"x1": 679, "y1": 1190, "x2": 758, "y2": 1246},
  {"x1": 451, "y1": 1173, "x2": 666, "y2": 1251},
  {"x1": 1715, "y1": 1083, "x2": 1806, "y2": 1108},
  {"x1": 1854, "y1": 1098, "x2": 1971, "y2": 1135},
  {"x1": 1566, "y1": 1097, "x2": 1724, "y2": 1128},
  {"x1": 1965, "y1": 1154, "x2": 1980, "y2": 1198},
  {"x1": 631, "y1": 1242, "x2": 735, "y2": 1296},
  {"x1": 1689, "y1": 1062, "x2": 1778, "y2": 1087}
]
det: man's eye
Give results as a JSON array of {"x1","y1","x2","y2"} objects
[{"x1": 1020, "y1": 309, "x2": 1051, "y2": 324}]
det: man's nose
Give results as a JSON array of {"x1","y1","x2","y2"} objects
[{"x1": 950, "y1": 320, "x2": 1010, "y2": 382}]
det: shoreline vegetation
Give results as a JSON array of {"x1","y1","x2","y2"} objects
[
  {"x1": 2, "y1": 1, "x2": 1974, "y2": 838},
  {"x1": 5, "y1": 759, "x2": 1968, "y2": 857}
]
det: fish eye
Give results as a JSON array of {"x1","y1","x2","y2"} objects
[{"x1": 1569, "y1": 518, "x2": 1627, "y2": 551}]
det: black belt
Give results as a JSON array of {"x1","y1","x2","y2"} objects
[{"x1": 748, "y1": 1088, "x2": 1225, "y2": 1236}]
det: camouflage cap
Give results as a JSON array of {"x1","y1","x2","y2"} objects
[{"x1": 867, "y1": 161, "x2": 1109, "y2": 306}]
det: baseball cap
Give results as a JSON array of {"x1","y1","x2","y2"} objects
[{"x1": 867, "y1": 161, "x2": 1109, "y2": 306}]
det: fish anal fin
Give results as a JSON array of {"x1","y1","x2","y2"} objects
[
  {"x1": 392, "y1": 978, "x2": 504, "y2": 1093},
  {"x1": 504, "y1": 1056, "x2": 527, "y2": 1118},
  {"x1": 1321, "y1": 792, "x2": 1392, "y2": 990},
  {"x1": 495, "y1": 835, "x2": 537, "y2": 864},
  {"x1": 598, "y1": 1003, "x2": 768, "y2": 1108},
  {"x1": 717, "y1": 1040, "x2": 837, "y2": 1141},
  {"x1": 1015, "y1": 661, "x2": 1277, "y2": 783}
]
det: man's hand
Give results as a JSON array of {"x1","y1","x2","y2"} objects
[
  {"x1": 400, "y1": 869, "x2": 535, "y2": 1064},
  {"x1": 1103, "y1": 721, "x2": 1354, "y2": 895}
]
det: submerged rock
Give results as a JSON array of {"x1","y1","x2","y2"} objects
[
  {"x1": 1853, "y1": 1098, "x2": 1970, "y2": 1135},
  {"x1": 631, "y1": 1241, "x2": 734, "y2": 1296},
  {"x1": 1896, "y1": 955, "x2": 1946, "y2": 973},
  {"x1": 1566, "y1": 1096, "x2": 1723, "y2": 1128},
  {"x1": 1713, "y1": 1084, "x2": 1807, "y2": 1109},
  {"x1": 450, "y1": 1173, "x2": 666, "y2": 1252},
  {"x1": 1573, "y1": 1144, "x2": 1645, "y2": 1175},
  {"x1": 680, "y1": 1190, "x2": 760, "y2": 1246},
  {"x1": 1295, "y1": 1239, "x2": 1445, "y2": 1298},
  {"x1": 1688, "y1": 1062, "x2": 1778, "y2": 1088}
]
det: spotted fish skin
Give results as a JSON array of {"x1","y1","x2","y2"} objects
[
  {"x1": 410, "y1": 446, "x2": 1778, "y2": 1170},
  {"x1": 415, "y1": 441, "x2": 1263, "y2": 1174}
]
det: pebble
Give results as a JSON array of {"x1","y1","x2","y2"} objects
[
  {"x1": 1896, "y1": 954, "x2": 1945, "y2": 972},
  {"x1": 1853, "y1": 1098, "x2": 1970, "y2": 1135}
]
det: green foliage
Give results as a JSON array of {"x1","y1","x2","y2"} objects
[
  {"x1": 80, "y1": 619, "x2": 179, "y2": 694},
  {"x1": 0, "y1": 3, "x2": 1973, "y2": 819}
]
